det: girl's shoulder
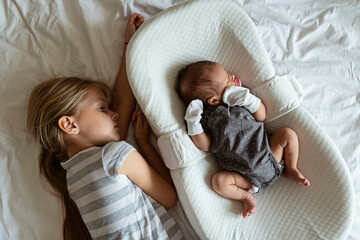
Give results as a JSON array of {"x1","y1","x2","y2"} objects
[
  {"x1": 61, "y1": 146, "x2": 101, "y2": 171},
  {"x1": 102, "y1": 141, "x2": 136, "y2": 177},
  {"x1": 103, "y1": 141, "x2": 135, "y2": 154}
]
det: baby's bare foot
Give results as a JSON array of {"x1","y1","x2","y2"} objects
[
  {"x1": 242, "y1": 194, "x2": 256, "y2": 219},
  {"x1": 284, "y1": 168, "x2": 310, "y2": 186}
]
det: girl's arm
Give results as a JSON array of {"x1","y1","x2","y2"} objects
[
  {"x1": 132, "y1": 111, "x2": 173, "y2": 185},
  {"x1": 111, "y1": 13, "x2": 144, "y2": 140},
  {"x1": 119, "y1": 111, "x2": 177, "y2": 208},
  {"x1": 190, "y1": 132, "x2": 211, "y2": 152},
  {"x1": 119, "y1": 150, "x2": 177, "y2": 208}
]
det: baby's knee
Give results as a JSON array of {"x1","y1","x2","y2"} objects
[
  {"x1": 278, "y1": 128, "x2": 298, "y2": 143},
  {"x1": 211, "y1": 171, "x2": 234, "y2": 193}
]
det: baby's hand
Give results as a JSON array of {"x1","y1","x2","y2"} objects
[
  {"x1": 132, "y1": 110, "x2": 150, "y2": 144},
  {"x1": 125, "y1": 13, "x2": 144, "y2": 42},
  {"x1": 222, "y1": 86, "x2": 261, "y2": 114},
  {"x1": 185, "y1": 99, "x2": 204, "y2": 136}
]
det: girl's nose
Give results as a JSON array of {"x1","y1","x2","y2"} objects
[{"x1": 112, "y1": 111, "x2": 119, "y2": 120}]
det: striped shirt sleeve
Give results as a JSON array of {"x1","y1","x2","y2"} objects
[{"x1": 102, "y1": 141, "x2": 135, "y2": 178}]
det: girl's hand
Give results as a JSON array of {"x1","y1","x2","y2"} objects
[
  {"x1": 132, "y1": 110, "x2": 150, "y2": 145},
  {"x1": 130, "y1": 111, "x2": 175, "y2": 188},
  {"x1": 125, "y1": 13, "x2": 144, "y2": 42}
]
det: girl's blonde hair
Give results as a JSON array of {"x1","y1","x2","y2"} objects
[{"x1": 27, "y1": 77, "x2": 111, "y2": 240}]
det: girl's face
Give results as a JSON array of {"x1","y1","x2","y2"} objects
[{"x1": 73, "y1": 87, "x2": 120, "y2": 147}]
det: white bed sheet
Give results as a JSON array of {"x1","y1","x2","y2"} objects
[{"x1": 0, "y1": 0, "x2": 358, "y2": 239}]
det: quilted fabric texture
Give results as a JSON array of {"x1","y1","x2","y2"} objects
[{"x1": 126, "y1": 0, "x2": 355, "y2": 239}]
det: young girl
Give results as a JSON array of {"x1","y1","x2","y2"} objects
[
  {"x1": 27, "y1": 14, "x2": 183, "y2": 240},
  {"x1": 176, "y1": 60, "x2": 309, "y2": 219}
]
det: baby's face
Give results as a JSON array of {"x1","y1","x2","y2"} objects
[{"x1": 209, "y1": 64, "x2": 240, "y2": 97}]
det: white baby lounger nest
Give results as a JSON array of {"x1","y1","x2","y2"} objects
[{"x1": 126, "y1": 0, "x2": 355, "y2": 239}]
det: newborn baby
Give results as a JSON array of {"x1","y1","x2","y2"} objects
[{"x1": 176, "y1": 60, "x2": 310, "y2": 218}]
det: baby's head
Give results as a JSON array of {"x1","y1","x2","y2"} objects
[
  {"x1": 175, "y1": 60, "x2": 239, "y2": 106},
  {"x1": 27, "y1": 77, "x2": 112, "y2": 158}
]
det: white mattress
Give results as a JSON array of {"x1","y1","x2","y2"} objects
[{"x1": 0, "y1": 0, "x2": 359, "y2": 239}]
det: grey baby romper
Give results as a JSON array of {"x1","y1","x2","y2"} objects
[{"x1": 201, "y1": 105, "x2": 283, "y2": 190}]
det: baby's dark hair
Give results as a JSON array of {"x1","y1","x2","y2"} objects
[{"x1": 175, "y1": 60, "x2": 220, "y2": 105}]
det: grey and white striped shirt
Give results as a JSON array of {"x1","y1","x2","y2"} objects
[{"x1": 61, "y1": 141, "x2": 183, "y2": 240}]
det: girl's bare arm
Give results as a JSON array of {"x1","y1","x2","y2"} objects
[
  {"x1": 111, "y1": 14, "x2": 144, "y2": 140},
  {"x1": 132, "y1": 111, "x2": 173, "y2": 185},
  {"x1": 119, "y1": 151, "x2": 177, "y2": 208},
  {"x1": 121, "y1": 111, "x2": 177, "y2": 208}
]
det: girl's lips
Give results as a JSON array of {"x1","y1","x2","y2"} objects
[{"x1": 234, "y1": 78, "x2": 242, "y2": 87}]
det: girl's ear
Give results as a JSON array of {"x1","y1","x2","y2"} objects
[
  {"x1": 58, "y1": 116, "x2": 79, "y2": 135},
  {"x1": 206, "y1": 96, "x2": 220, "y2": 106}
]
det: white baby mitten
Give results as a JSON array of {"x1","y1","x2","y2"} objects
[
  {"x1": 222, "y1": 86, "x2": 261, "y2": 113},
  {"x1": 184, "y1": 99, "x2": 204, "y2": 136}
]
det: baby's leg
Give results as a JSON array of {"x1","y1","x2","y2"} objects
[
  {"x1": 269, "y1": 128, "x2": 310, "y2": 186},
  {"x1": 211, "y1": 171, "x2": 256, "y2": 219}
]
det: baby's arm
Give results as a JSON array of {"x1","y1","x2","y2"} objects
[
  {"x1": 223, "y1": 86, "x2": 266, "y2": 122},
  {"x1": 111, "y1": 13, "x2": 144, "y2": 140},
  {"x1": 185, "y1": 99, "x2": 212, "y2": 151},
  {"x1": 250, "y1": 102, "x2": 266, "y2": 122},
  {"x1": 190, "y1": 132, "x2": 212, "y2": 152}
]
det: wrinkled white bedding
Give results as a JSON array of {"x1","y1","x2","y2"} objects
[{"x1": 0, "y1": 0, "x2": 359, "y2": 239}]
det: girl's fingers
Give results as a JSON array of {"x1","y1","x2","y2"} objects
[
  {"x1": 132, "y1": 110, "x2": 144, "y2": 127},
  {"x1": 142, "y1": 113, "x2": 148, "y2": 127},
  {"x1": 132, "y1": 110, "x2": 149, "y2": 133},
  {"x1": 131, "y1": 111, "x2": 137, "y2": 120},
  {"x1": 135, "y1": 16, "x2": 144, "y2": 28},
  {"x1": 129, "y1": 13, "x2": 139, "y2": 22},
  {"x1": 137, "y1": 111, "x2": 145, "y2": 126},
  {"x1": 140, "y1": 112, "x2": 150, "y2": 130},
  {"x1": 127, "y1": 14, "x2": 139, "y2": 30},
  {"x1": 125, "y1": 13, "x2": 144, "y2": 42},
  {"x1": 131, "y1": 13, "x2": 143, "y2": 25},
  {"x1": 135, "y1": 115, "x2": 141, "y2": 128},
  {"x1": 131, "y1": 111, "x2": 138, "y2": 127}
]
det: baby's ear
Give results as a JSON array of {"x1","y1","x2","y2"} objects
[
  {"x1": 58, "y1": 116, "x2": 79, "y2": 135},
  {"x1": 206, "y1": 96, "x2": 220, "y2": 106}
]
